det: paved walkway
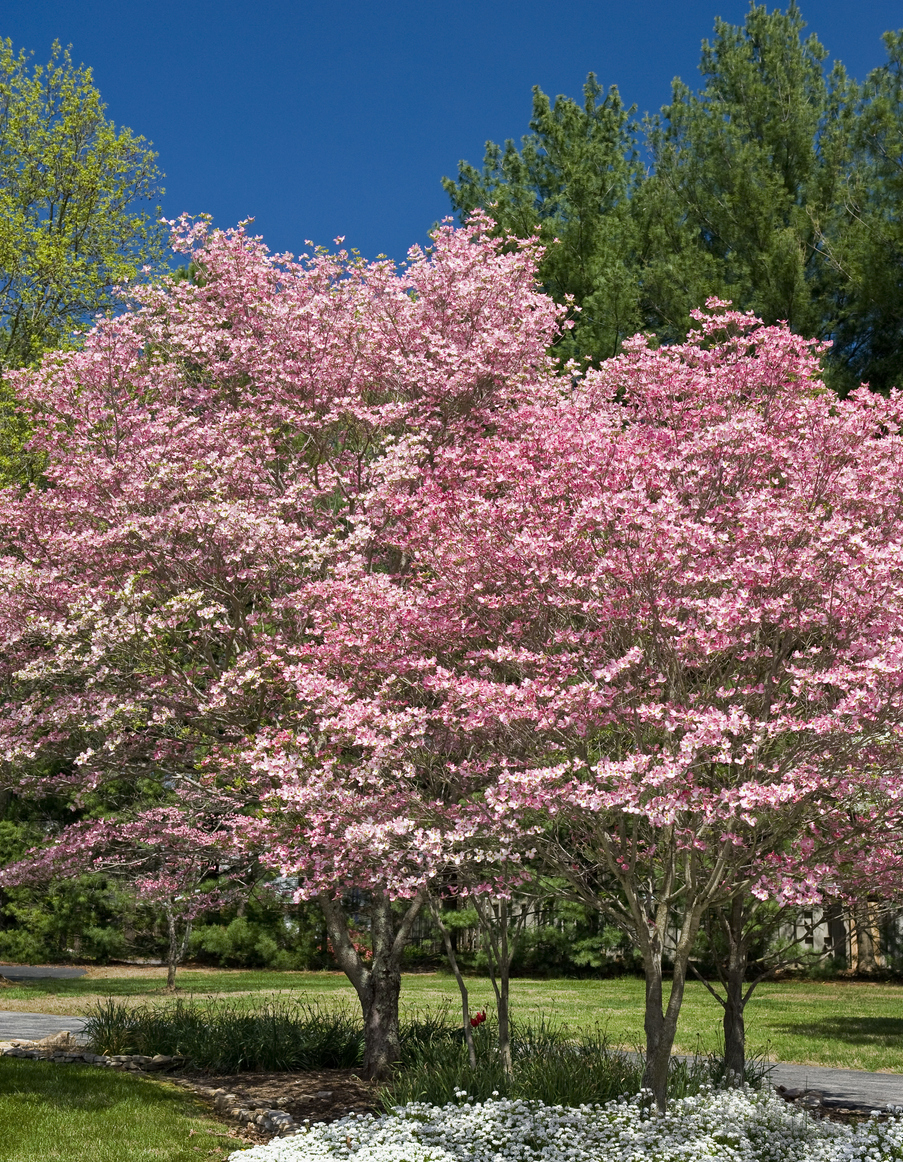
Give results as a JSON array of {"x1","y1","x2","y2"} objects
[
  {"x1": 767, "y1": 1062, "x2": 903, "y2": 1110},
  {"x1": 0, "y1": 964, "x2": 86, "y2": 981},
  {"x1": 0, "y1": 966, "x2": 89, "y2": 1043}
]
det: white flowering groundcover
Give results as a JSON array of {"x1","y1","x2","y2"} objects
[{"x1": 228, "y1": 1088, "x2": 903, "y2": 1162}]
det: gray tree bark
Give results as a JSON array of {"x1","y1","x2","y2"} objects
[
  {"x1": 318, "y1": 889, "x2": 423, "y2": 1080},
  {"x1": 164, "y1": 907, "x2": 192, "y2": 992},
  {"x1": 429, "y1": 895, "x2": 477, "y2": 1069}
]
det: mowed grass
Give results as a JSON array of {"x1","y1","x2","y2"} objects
[
  {"x1": 395, "y1": 975, "x2": 903, "y2": 1072},
  {"x1": 0, "y1": 1057, "x2": 242, "y2": 1161},
  {"x1": 5, "y1": 968, "x2": 903, "y2": 1072}
]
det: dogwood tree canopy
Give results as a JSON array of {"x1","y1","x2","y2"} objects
[
  {"x1": 257, "y1": 304, "x2": 903, "y2": 1108},
  {"x1": 4, "y1": 213, "x2": 903, "y2": 1102},
  {"x1": 0, "y1": 211, "x2": 564, "y2": 1075}
]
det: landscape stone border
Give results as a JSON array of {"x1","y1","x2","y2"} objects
[{"x1": 0, "y1": 1037, "x2": 300, "y2": 1138}]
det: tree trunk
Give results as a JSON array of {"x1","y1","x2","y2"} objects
[
  {"x1": 318, "y1": 888, "x2": 423, "y2": 1081},
  {"x1": 496, "y1": 900, "x2": 512, "y2": 1080},
  {"x1": 360, "y1": 945, "x2": 402, "y2": 1079},
  {"x1": 853, "y1": 902, "x2": 879, "y2": 974},
  {"x1": 429, "y1": 896, "x2": 477, "y2": 1069},
  {"x1": 473, "y1": 895, "x2": 522, "y2": 1082},
  {"x1": 165, "y1": 909, "x2": 179, "y2": 991},
  {"x1": 638, "y1": 906, "x2": 704, "y2": 1113},
  {"x1": 164, "y1": 908, "x2": 192, "y2": 992},
  {"x1": 723, "y1": 981, "x2": 745, "y2": 1083},
  {"x1": 640, "y1": 946, "x2": 672, "y2": 1109},
  {"x1": 722, "y1": 897, "x2": 749, "y2": 1084},
  {"x1": 691, "y1": 895, "x2": 823, "y2": 1086}
]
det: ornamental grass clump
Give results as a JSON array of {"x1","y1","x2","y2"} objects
[
  {"x1": 83, "y1": 996, "x2": 365, "y2": 1072},
  {"x1": 229, "y1": 1090, "x2": 903, "y2": 1162},
  {"x1": 384, "y1": 1017, "x2": 727, "y2": 1110},
  {"x1": 386, "y1": 1018, "x2": 632, "y2": 1108},
  {"x1": 84, "y1": 996, "x2": 464, "y2": 1074}
]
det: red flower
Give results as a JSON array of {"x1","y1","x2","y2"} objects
[{"x1": 470, "y1": 1010, "x2": 487, "y2": 1027}]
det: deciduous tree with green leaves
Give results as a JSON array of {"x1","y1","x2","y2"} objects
[
  {"x1": 0, "y1": 39, "x2": 166, "y2": 372},
  {"x1": 0, "y1": 39, "x2": 166, "y2": 484}
]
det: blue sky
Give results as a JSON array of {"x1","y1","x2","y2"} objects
[{"x1": 3, "y1": 1, "x2": 901, "y2": 264}]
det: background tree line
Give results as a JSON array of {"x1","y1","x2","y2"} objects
[{"x1": 444, "y1": 3, "x2": 903, "y2": 397}]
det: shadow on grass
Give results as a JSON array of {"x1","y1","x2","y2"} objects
[
  {"x1": 0, "y1": 969, "x2": 354, "y2": 999},
  {"x1": 0, "y1": 1058, "x2": 236, "y2": 1162},
  {"x1": 776, "y1": 1016, "x2": 903, "y2": 1048}
]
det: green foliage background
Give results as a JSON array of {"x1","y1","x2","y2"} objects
[
  {"x1": 0, "y1": 38, "x2": 166, "y2": 487},
  {"x1": 444, "y1": 3, "x2": 903, "y2": 397}
]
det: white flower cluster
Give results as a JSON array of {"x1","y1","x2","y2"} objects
[{"x1": 227, "y1": 1088, "x2": 903, "y2": 1162}]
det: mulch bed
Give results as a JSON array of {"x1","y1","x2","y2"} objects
[
  {"x1": 178, "y1": 1067, "x2": 889, "y2": 1132},
  {"x1": 180, "y1": 1066, "x2": 381, "y2": 1126}
]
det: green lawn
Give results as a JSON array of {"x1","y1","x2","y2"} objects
[
  {"x1": 398, "y1": 975, "x2": 903, "y2": 1072},
  {"x1": 0, "y1": 1057, "x2": 243, "y2": 1161},
  {"x1": 5, "y1": 969, "x2": 903, "y2": 1072}
]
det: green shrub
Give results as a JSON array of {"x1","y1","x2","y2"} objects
[
  {"x1": 421, "y1": 899, "x2": 644, "y2": 978},
  {"x1": 0, "y1": 871, "x2": 131, "y2": 965},
  {"x1": 0, "y1": 818, "x2": 145, "y2": 964},
  {"x1": 187, "y1": 895, "x2": 327, "y2": 970}
]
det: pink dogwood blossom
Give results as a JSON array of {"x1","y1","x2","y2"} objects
[
  {"x1": 254, "y1": 302, "x2": 903, "y2": 1107},
  {"x1": 0, "y1": 211, "x2": 564, "y2": 1075}
]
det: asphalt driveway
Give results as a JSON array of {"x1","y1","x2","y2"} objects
[
  {"x1": 0, "y1": 964, "x2": 86, "y2": 981},
  {"x1": 0, "y1": 1011, "x2": 88, "y2": 1041}
]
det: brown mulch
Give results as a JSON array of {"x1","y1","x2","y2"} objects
[{"x1": 181, "y1": 1066, "x2": 381, "y2": 1126}]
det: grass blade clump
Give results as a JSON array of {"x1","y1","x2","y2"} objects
[
  {"x1": 83, "y1": 996, "x2": 365, "y2": 1072},
  {"x1": 384, "y1": 1016, "x2": 730, "y2": 1110}
]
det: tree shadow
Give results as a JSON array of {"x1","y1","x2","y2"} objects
[{"x1": 777, "y1": 1016, "x2": 903, "y2": 1048}]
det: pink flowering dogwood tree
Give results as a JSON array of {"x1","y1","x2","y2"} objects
[
  {"x1": 0, "y1": 211, "x2": 565, "y2": 1077},
  {"x1": 0, "y1": 807, "x2": 244, "y2": 988},
  {"x1": 6, "y1": 195, "x2": 903, "y2": 1107},
  {"x1": 253, "y1": 304, "x2": 903, "y2": 1109}
]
